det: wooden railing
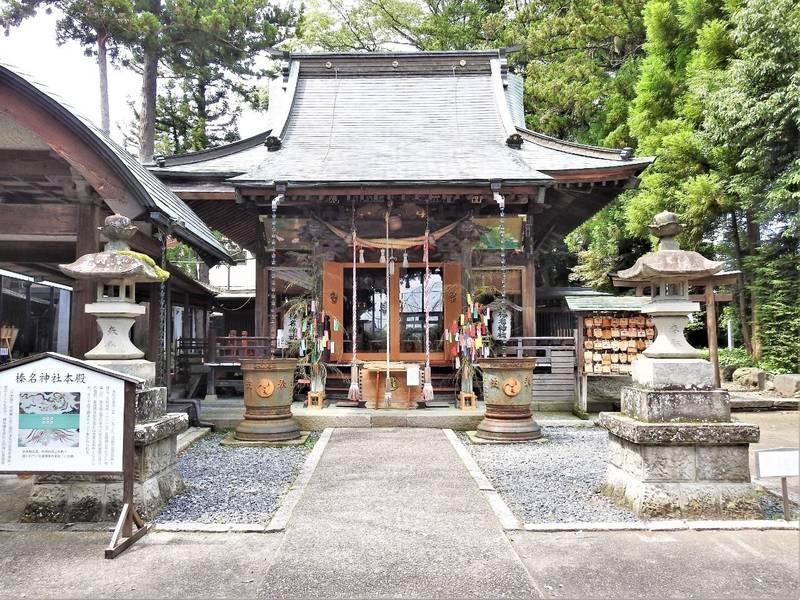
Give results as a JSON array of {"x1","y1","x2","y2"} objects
[
  {"x1": 496, "y1": 336, "x2": 576, "y2": 363},
  {"x1": 204, "y1": 329, "x2": 288, "y2": 363}
]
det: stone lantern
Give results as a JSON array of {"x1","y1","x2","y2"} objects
[
  {"x1": 60, "y1": 214, "x2": 167, "y2": 383},
  {"x1": 599, "y1": 211, "x2": 761, "y2": 519},
  {"x1": 19, "y1": 215, "x2": 188, "y2": 524}
]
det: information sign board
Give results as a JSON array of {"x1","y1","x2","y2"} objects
[{"x1": 0, "y1": 355, "x2": 125, "y2": 473}]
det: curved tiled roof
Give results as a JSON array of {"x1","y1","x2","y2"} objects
[
  {"x1": 0, "y1": 62, "x2": 233, "y2": 264},
  {"x1": 152, "y1": 50, "x2": 653, "y2": 188}
]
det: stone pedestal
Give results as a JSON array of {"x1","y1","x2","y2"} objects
[
  {"x1": 22, "y1": 384, "x2": 188, "y2": 523},
  {"x1": 600, "y1": 384, "x2": 762, "y2": 519}
]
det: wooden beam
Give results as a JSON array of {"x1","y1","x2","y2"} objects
[
  {"x1": 0, "y1": 150, "x2": 73, "y2": 178},
  {"x1": 254, "y1": 223, "x2": 268, "y2": 338},
  {"x1": 0, "y1": 240, "x2": 75, "y2": 262},
  {"x1": 0, "y1": 203, "x2": 77, "y2": 235},
  {"x1": 69, "y1": 202, "x2": 100, "y2": 358},
  {"x1": 0, "y1": 85, "x2": 139, "y2": 215},
  {"x1": 522, "y1": 215, "x2": 536, "y2": 337}
]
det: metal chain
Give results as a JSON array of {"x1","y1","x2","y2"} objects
[
  {"x1": 158, "y1": 227, "x2": 168, "y2": 387},
  {"x1": 270, "y1": 200, "x2": 278, "y2": 357},
  {"x1": 424, "y1": 198, "x2": 431, "y2": 369},
  {"x1": 498, "y1": 197, "x2": 508, "y2": 340}
]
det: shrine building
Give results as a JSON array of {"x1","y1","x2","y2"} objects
[{"x1": 149, "y1": 49, "x2": 653, "y2": 408}]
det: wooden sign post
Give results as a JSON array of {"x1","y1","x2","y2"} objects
[
  {"x1": 0, "y1": 352, "x2": 148, "y2": 558},
  {"x1": 755, "y1": 448, "x2": 800, "y2": 521}
]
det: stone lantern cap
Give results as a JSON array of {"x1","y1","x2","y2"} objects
[
  {"x1": 59, "y1": 215, "x2": 169, "y2": 283},
  {"x1": 616, "y1": 211, "x2": 723, "y2": 283}
]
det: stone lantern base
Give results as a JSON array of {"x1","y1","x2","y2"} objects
[
  {"x1": 22, "y1": 379, "x2": 188, "y2": 523},
  {"x1": 599, "y1": 389, "x2": 762, "y2": 519}
]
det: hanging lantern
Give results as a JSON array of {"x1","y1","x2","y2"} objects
[
  {"x1": 388, "y1": 214, "x2": 403, "y2": 231},
  {"x1": 379, "y1": 248, "x2": 386, "y2": 263}
]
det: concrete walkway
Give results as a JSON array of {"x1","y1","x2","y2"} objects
[{"x1": 258, "y1": 428, "x2": 538, "y2": 599}]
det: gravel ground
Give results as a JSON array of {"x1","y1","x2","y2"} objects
[
  {"x1": 156, "y1": 432, "x2": 317, "y2": 524},
  {"x1": 460, "y1": 427, "x2": 637, "y2": 523},
  {"x1": 460, "y1": 427, "x2": 790, "y2": 523}
]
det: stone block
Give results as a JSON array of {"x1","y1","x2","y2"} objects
[
  {"x1": 773, "y1": 374, "x2": 800, "y2": 398},
  {"x1": 105, "y1": 483, "x2": 124, "y2": 519},
  {"x1": 681, "y1": 484, "x2": 720, "y2": 519},
  {"x1": 718, "y1": 484, "x2": 762, "y2": 519},
  {"x1": 632, "y1": 357, "x2": 714, "y2": 390},
  {"x1": 67, "y1": 484, "x2": 107, "y2": 522},
  {"x1": 621, "y1": 386, "x2": 730, "y2": 423},
  {"x1": 635, "y1": 483, "x2": 684, "y2": 520},
  {"x1": 136, "y1": 386, "x2": 167, "y2": 421},
  {"x1": 599, "y1": 413, "x2": 760, "y2": 445},
  {"x1": 87, "y1": 358, "x2": 155, "y2": 387},
  {"x1": 135, "y1": 436, "x2": 176, "y2": 481},
  {"x1": 134, "y1": 412, "x2": 188, "y2": 446},
  {"x1": 732, "y1": 367, "x2": 766, "y2": 390},
  {"x1": 621, "y1": 439, "x2": 643, "y2": 477},
  {"x1": 641, "y1": 445, "x2": 696, "y2": 482},
  {"x1": 22, "y1": 484, "x2": 68, "y2": 522},
  {"x1": 695, "y1": 445, "x2": 751, "y2": 482},
  {"x1": 608, "y1": 435, "x2": 624, "y2": 468}
]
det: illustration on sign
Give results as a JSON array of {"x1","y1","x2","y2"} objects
[{"x1": 18, "y1": 391, "x2": 81, "y2": 448}]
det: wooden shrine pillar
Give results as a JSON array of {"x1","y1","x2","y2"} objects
[
  {"x1": 254, "y1": 221, "x2": 268, "y2": 338},
  {"x1": 146, "y1": 284, "x2": 160, "y2": 363},
  {"x1": 69, "y1": 202, "x2": 100, "y2": 358},
  {"x1": 705, "y1": 284, "x2": 721, "y2": 388},
  {"x1": 522, "y1": 214, "x2": 537, "y2": 337},
  {"x1": 182, "y1": 293, "x2": 191, "y2": 341}
]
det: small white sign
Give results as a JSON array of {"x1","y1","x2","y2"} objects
[
  {"x1": 755, "y1": 448, "x2": 800, "y2": 479},
  {"x1": 406, "y1": 364, "x2": 420, "y2": 387},
  {"x1": 0, "y1": 356, "x2": 126, "y2": 473},
  {"x1": 276, "y1": 328, "x2": 288, "y2": 349}
]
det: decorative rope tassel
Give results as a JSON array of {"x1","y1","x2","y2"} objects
[
  {"x1": 422, "y1": 364, "x2": 435, "y2": 403},
  {"x1": 347, "y1": 363, "x2": 361, "y2": 402}
]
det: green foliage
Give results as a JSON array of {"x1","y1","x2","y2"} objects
[
  {"x1": 150, "y1": 0, "x2": 295, "y2": 154},
  {"x1": 506, "y1": 0, "x2": 647, "y2": 146},
  {"x1": 298, "y1": 0, "x2": 502, "y2": 52},
  {"x1": 1, "y1": 1, "x2": 140, "y2": 57},
  {"x1": 746, "y1": 236, "x2": 800, "y2": 373}
]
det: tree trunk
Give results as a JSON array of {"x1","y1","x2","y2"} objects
[
  {"x1": 729, "y1": 210, "x2": 752, "y2": 354},
  {"x1": 745, "y1": 209, "x2": 762, "y2": 361},
  {"x1": 97, "y1": 34, "x2": 110, "y2": 134},
  {"x1": 137, "y1": 0, "x2": 161, "y2": 163}
]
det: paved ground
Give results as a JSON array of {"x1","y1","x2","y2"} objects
[
  {"x1": 0, "y1": 531, "x2": 281, "y2": 599},
  {"x1": 258, "y1": 427, "x2": 538, "y2": 599},
  {"x1": 736, "y1": 410, "x2": 800, "y2": 505},
  {"x1": 510, "y1": 529, "x2": 799, "y2": 599},
  {"x1": 0, "y1": 426, "x2": 798, "y2": 599}
]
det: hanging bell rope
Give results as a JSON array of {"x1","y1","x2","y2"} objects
[
  {"x1": 421, "y1": 198, "x2": 435, "y2": 404},
  {"x1": 347, "y1": 199, "x2": 361, "y2": 403},
  {"x1": 383, "y1": 207, "x2": 392, "y2": 407}
]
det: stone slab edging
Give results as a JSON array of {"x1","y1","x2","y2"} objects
[
  {"x1": 264, "y1": 427, "x2": 333, "y2": 533},
  {"x1": 442, "y1": 428, "x2": 524, "y2": 531},
  {"x1": 522, "y1": 519, "x2": 799, "y2": 532}
]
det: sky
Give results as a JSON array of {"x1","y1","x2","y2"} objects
[{"x1": 0, "y1": 9, "x2": 265, "y2": 147}]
